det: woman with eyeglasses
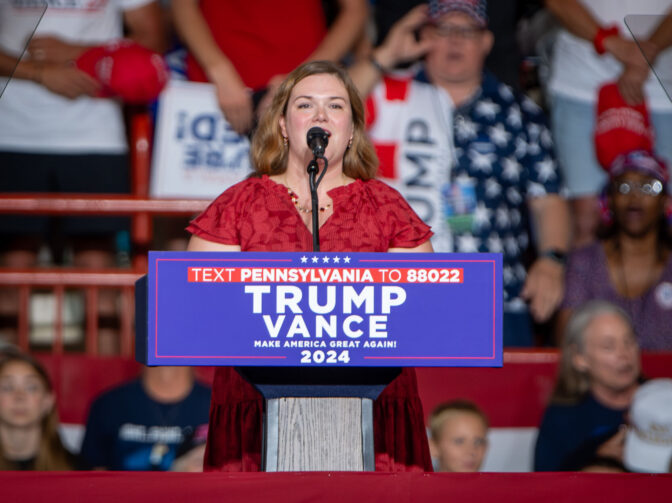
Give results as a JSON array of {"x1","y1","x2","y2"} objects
[{"x1": 557, "y1": 150, "x2": 672, "y2": 350}]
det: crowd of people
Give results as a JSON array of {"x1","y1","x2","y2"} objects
[{"x1": 1, "y1": 0, "x2": 672, "y2": 475}]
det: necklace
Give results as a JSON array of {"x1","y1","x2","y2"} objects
[
  {"x1": 286, "y1": 187, "x2": 332, "y2": 214},
  {"x1": 613, "y1": 238, "x2": 662, "y2": 300}
]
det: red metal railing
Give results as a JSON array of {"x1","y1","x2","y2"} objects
[{"x1": 0, "y1": 114, "x2": 209, "y2": 356}]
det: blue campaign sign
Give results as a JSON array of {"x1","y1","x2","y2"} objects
[{"x1": 137, "y1": 251, "x2": 502, "y2": 367}]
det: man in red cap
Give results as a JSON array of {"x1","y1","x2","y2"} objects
[{"x1": 352, "y1": 0, "x2": 570, "y2": 346}]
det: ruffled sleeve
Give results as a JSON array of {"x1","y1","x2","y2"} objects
[
  {"x1": 364, "y1": 180, "x2": 433, "y2": 249},
  {"x1": 186, "y1": 178, "x2": 261, "y2": 245}
]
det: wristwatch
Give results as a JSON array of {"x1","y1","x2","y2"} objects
[{"x1": 541, "y1": 249, "x2": 567, "y2": 266}]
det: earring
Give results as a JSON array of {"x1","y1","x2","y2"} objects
[
  {"x1": 283, "y1": 136, "x2": 288, "y2": 147},
  {"x1": 347, "y1": 137, "x2": 353, "y2": 149}
]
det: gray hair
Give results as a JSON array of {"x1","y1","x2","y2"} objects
[{"x1": 552, "y1": 300, "x2": 635, "y2": 403}]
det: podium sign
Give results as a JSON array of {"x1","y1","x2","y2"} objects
[{"x1": 137, "y1": 251, "x2": 503, "y2": 367}]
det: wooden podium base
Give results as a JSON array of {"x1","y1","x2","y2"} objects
[{"x1": 264, "y1": 397, "x2": 374, "y2": 471}]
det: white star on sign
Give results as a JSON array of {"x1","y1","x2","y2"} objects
[
  {"x1": 311, "y1": 256, "x2": 319, "y2": 263},
  {"x1": 535, "y1": 157, "x2": 557, "y2": 182},
  {"x1": 300, "y1": 256, "x2": 308, "y2": 263},
  {"x1": 507, "y1": 105, "x2": 522, "y2": 129},
  {"x1": 322, "y1": 256, "x2": 330, "y2": 263},
  {"x1": 514, "y1": 137, "x2": 527, "y2": 159},
  {"x1": 515, "y1": 263, "x2": 527, "y2": 281},
  {"x1": 472, "y1": 202, "x2": 492, "y2": 230},
  {"x1": 455, "y1": 116, "x2": 478, "y2": 141},
  {"x1": 541, "y1": 129, "x2": 553, "y2": 149},
  {"x1": 510, "y1": 209, "x2": 521, "y2": 226},
  {"x1": 527, "y1": 123, "x2": 541, "y2": 140},
  {"x1": 469, "y1": 149, "x2": 497, "y2": 173},
  {"x1": 498, "y1": 84, "x2": 514, "y2": 102},
  {"x1": 507, "y1": 298, "x2": 527, "y2": 311},
  {"x1": 487, "y1": 233, "x2": 503, "y2": 254},
  {"x1": 333, "y1": 256, "x2": 340, "y2": 263},
  {"x1": 454, "y1": 172, "x2": 474, "y2": 185},
  {"x1": 506, "y1": 187, "x2": 522, "y2": 205},
  {"x1": 475, "y1": 99, "x2": 500, "y2": 120},
  {"x1": 496, "y1": 207, "x2": 510, "y2": 228},
  {"x1": 527, "y1": 140, "x2": 541, "y2": 157},
  {"x1": 457, "y1": 234, "x2": 481, "y2": 253},
  {"x1": 505, "y1": 236, "x2": 519, "y2": 256},
  {"x1": 485, "y1": 178, "x2": 502, "y2": 199},
  {"x1": 527, "y1": 182, "x2": 547, "y2": 198},
  {"x1": 503, "y1": 265, "x2": 514, "y2": 284},
  {"x1": 344, "y1": 256, "x2": 351, "y2": 263},
  {"x1": 488, "y1": 124, "x2": 511, "y2": 148},
  {"x1": 502, "y1": 157, "x2": 522, "y2": 181},
  {"x1": 522, "y1": 97, "x2": 541, "y2": 114}
]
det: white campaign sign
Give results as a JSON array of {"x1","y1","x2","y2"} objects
[{"x1": 150, "y1": 80, "x2": 252, "y2": 199}]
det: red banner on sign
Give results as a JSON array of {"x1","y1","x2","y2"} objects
[{"x1": 187, "y1": 267, "x2": 463, "y2": 284}]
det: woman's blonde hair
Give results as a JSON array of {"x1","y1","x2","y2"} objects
[
  {"x1": 0, "y1": 350, "x2": 73, "y2": 471},
  {"x1": 250, "y1": 60, "x2": 378, "y2": 180},
  {"x1": 551, "y1": 300, "x2": 638, "y2": 404}
]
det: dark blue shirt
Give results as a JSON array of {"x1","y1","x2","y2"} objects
[
  {"x1": 534, "y1": 393, "x2": 626, "y2": 471},
  {"x1": 80, "y1": 378, "x2": 211, "y2": 471}
]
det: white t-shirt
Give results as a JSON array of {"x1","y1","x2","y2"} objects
[
  {"x1": 549, "y1": 0, "x2": 672, "y2": 110},
  {"x1": 366, "y1": 76, "x2": 455, "y2": 251},
  {"x1": 0, "y1": 0, "x2": 154, "y2": 154}
]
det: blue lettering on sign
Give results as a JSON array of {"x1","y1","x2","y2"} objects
[
  {"x1": 175, "y1": 112, "x2": 248, "y2": 145},
  {"x1": 183, "y1": 143, "x2": 249, "y2": 170},
  {"x1": 406, "y1": 119, "x2": 435, "y2": 145},
  {"x1": 142, "y1": 251, "x2": 503, "y2": 367},
  {"x1": 174, "y1": 110, "x2": 250, "y2": 171},
  {"x1": 191, "y1": 114, "x2": 217, "y2": 141},
  {"x1": 175, "y1": 111, "x2": 188, "y2": 140},
  {"x1": 402, "y1": 118, "x2": 441, "y2": 223}
]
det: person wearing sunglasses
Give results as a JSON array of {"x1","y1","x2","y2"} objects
[{"x1": 558, "y1": 150, "x2": 672, "y2": 350}]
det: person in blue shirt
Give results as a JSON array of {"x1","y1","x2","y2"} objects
[
  {"x1": 534, "y1": 300, "x2": 641, "y2": 471},
  {"x1": 80, "y1": 366, "x2": 211, "y2": 471}
]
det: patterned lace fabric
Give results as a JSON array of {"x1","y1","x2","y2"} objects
[{"x1": 187, "y1": 175, "x2": 432, "y2": 252}]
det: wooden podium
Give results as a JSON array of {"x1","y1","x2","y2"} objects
[{"x1": 136, "y1": 251, "x2": 502, "y2": 471}]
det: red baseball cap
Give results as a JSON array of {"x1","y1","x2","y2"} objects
[
  {"x1": 76, "y1": 39, "x2": 169, "y2": 104},
  {"x1": 595, "y1": 82, "x2": 654, "y2": 169}
]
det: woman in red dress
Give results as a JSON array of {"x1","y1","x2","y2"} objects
[{"x1": 187, "y1": 60, "x2": 434, "y2": 472}]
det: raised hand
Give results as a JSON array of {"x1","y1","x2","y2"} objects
[{"x1": 374, "y1": 5, "x2": 433, "y2": 69}]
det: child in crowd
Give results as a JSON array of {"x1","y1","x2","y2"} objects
[
  {"x1": 0, "y1": 349, "x2": 74, "y2": 470},
  {"x1": 429, "y1": 400, "x2": 489, "y2": 472}
]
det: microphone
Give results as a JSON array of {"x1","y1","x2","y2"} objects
[{"x1": 306, "y1": 126, "x2": 330, "y2": 157}]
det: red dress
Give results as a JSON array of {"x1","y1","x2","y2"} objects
[{"x1": 187, "y1": 175, "x2": 434, "y2": 472}]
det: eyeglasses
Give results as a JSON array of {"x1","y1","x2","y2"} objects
[
  {"x1": 615, "y1": 179, "x2": 664, "y2": 196},
  {"x1": 433, "y1": 24, "x2": 485, "y2": 40}
]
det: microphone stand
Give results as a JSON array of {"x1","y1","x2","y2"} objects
[{"x1": 307, "y1": 155, "x2": 328, "y2": 252}]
